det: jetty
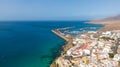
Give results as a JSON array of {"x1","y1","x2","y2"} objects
[
  {"x1": 56, "y1": 26, "x2": 75, "y2": 31},
  {"x1": 51, "y1": 30, "x2": 69, "y2": 41},
  {"x1": 51, "y1": 27, "x2": 73, "y2": 42}
]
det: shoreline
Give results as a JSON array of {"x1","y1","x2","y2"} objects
[
  {"x1": 50, "y1": 21, "x2": 120, "y2": 67},
  {"x1": 50, "y1": 23, "x2": 104, "y2": 67},
  {"x1": 50, "y1": 28, "x2": 74, "y2": 67}
]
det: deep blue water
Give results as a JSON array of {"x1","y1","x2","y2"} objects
[{"x1": 0, "y1": 21, "x2": 103, "y2": 67}]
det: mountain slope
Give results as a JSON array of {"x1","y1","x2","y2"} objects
[{"x1": 89, "y1": 15, "x2": 120, "y2": 31}]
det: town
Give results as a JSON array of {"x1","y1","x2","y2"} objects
[{"x1": 54, "y1": 30, "x2": 120, "y2": 67}]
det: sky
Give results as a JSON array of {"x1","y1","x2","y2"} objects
[{"x1": 0, "y1": 0, "x2": 120, "y2": 21}]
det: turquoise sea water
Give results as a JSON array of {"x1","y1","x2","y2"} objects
[{"x1": 0, "y1": 21, "x2": 103, "y2": 67}]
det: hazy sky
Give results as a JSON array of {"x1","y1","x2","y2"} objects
[{"x1": 0, "y1": 0, "x2": 120, "y2": 20}]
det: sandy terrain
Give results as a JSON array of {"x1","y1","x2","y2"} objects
[{"x1": 90, "y1": 20, "x2": 120, "y2": 31}]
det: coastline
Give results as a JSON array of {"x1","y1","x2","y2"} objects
[
  {"x1": 50, "y1": 23, "x2": 103, "y2": 67},
  {"x1": 50, "y1": 21, "x2": 120, "y2": 67},
  {"x1": 50, "y1": 28, "x2": 74, "y2": 67},
  {"x1": 50, "y1": 22, "x2": 104, "y2": 67}
]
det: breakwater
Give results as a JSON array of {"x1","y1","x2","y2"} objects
[{"x1": 51, "y1": 30, "x2": 69, "y2": 41}]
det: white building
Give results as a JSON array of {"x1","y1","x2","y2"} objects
[
  {"x1": 102, "y1": 47, "x2": 110, "y2": 53},
  {"x1": 113, "y1": 54, "x2": 120, "y2": 61},
  {"x1": 83, "y1": 49, "x2": 90, "y2": 55}
]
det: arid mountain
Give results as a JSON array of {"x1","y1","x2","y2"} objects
[
  {"x1": 103, "y1": 15, "x2": 120, "y2": 21},
  {"x1": 89, "y1": 15, "x2": 120, "y2": 31},
  {"x1": 90, "y1": 15, "x2": 120, "y2": 24}
]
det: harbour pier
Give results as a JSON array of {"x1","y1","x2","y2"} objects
[{"x1": 51, "y1": 29, "x2": 70, "y2": 41}]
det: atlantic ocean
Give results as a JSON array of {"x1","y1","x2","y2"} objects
[{"x1": 0, "y1": 21, "x2": 103, "y2": 67}]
